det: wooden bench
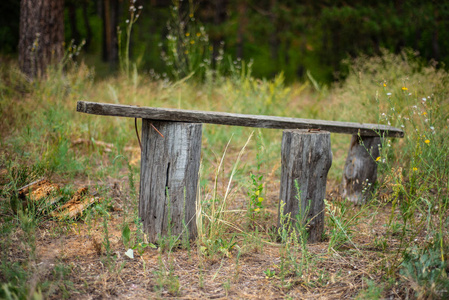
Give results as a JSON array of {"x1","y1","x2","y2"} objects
[{"x1": 76, "y1": 101, "x2": 404, "y2": 243}]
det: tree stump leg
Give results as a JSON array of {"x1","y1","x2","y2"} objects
[
  {"x1": 279, "y1": 130, "x2": 332, "y2": 243},
  {"x1": 139, "y1": 120, "x2": 202, "y2": 243},
  {"x1": 342, "y1": 135, "x2": 381, "y2": 205}
]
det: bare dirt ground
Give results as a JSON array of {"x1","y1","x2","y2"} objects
[{"x1": 2, "y1": 167, "x2": 411, "y2": 300}]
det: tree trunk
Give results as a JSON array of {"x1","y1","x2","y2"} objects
[
  {"x1": 432, "y1": 8, "x2": 440, "y2": 61},
  {"x1": 139, "y1": 120, "x2": 202, "y2": 243},
  {"x1": 269, "y1": 0, "x2": 279, "y2": 62},
  {"x1": 279, "y1": 129, "x2": 332, "y2": 243},
  {"x1": 67, "y1": 0, "x2": 81, "y2": 44},
  {"x1": 81, "y1": 0, "x2": 93, "y2": 51},
  {"x1": 102, "y1": 0, "x2": 119, "y2": 64},
  {"x1": 212, "y1": 0, "x2": 227, "y2": 64},
  {"x1": 18, "y1": 0, "x2": 64, "y2": 79},
  {"x1": 236, "y1": 0, "x2": 247, "y2": 59},
  {"x1": 342, "y1": 135, "x2": 381, "y2": 204}
]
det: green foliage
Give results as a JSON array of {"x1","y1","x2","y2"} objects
[
  {"x1": 0, "y1": 283, "x2": 43, "y2": 300},
  {"x1": 1, "y1": 32, "x2": 449, "y2": 297},
  {"x1": 161, "y1": 1, "x2": 216, "y2": 81},
  {"x1": 325, "y1": 199, "x2": 363, "y2": 252},
  {"x1": 154, "y1": 254, "x2": 180, "y2": 296},
  {"x1": 277, "y1": 199, "x2": 312, "y2": 288},
  {"x1": 246, "y1": 134, "x2": 265, "y2": 225},
  {"x1": 199, "y1": 236, "x2": 237, "y2": 258},
  {"x1": 118, "y1": 1, "x2": 143, "y2": 78},
  {"x1": 264, "y1": 268, "x2": 276, "y2": 279},
  {"x1": 356, "y1": 279, "x2": 384, "y2": 300},
  {"x1": 400, "y1": 242, "x2": 449, "y2": 299}
]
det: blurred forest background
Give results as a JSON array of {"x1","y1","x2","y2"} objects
[{"x1": 1, "y1": 0, "x2": 448, "y2": 83}]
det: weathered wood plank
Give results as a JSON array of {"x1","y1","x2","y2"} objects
[
  {"x1": 139, "y1": 120, "x2": 202, "y2": 243},
  {"x1": 76, "y1": 101, "x2": 404, "y2": 138},
  {"x1": 278, "y1": 130, "x2": 332, "y2": 243}
]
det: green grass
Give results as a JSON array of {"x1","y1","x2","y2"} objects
[{"x1": 0, "y1": 49, "x2": 448, "y2": 298}]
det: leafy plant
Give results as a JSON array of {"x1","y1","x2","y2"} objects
[
  {"x1": 118, "y1": 0, "x2": 143, "y2": 78},
  {"x1": 400, "y1": 243, "x2": 449, "y2": 299},
  {"x1": 264, "y1": 268, "x2": 276, "y2": 279}
]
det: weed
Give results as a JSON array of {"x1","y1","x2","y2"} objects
[
  {"x1": 400, "y1": 242, "x2": 449, "y2": 299},
  {"x1": 325, "y1": 198, "x2": 363, "y2": 252},
  {"x1": 246, "y1": 132, "x2": 265, "y2": 226},
  {"x1": 223, "y1": 278, "x2": 231, "y2": 296},
  {"x1": 264, "y1": 268, "x2": 276, "y2": 279},
  {"x1": 118, "y1": 1, "x2": 143, "y2": 78},
  {"x1": 161, "y1": 1, "x2": 216, "y2": 81},
  {"x1": 356, "y1": 279, "x2": 384, "y2": 299},
  {"x1": 277, "y1": 200, "x2": 313, "y2": 287},
  {"x1": 197, "y1": 134, "x2": 252, "y2": 257},
  {"x1": 154, "y1": 254, "x2": 180, "y2": 296}
]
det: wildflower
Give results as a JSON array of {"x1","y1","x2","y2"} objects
[
  {"x1": 138, "y1": 5, "x2": 143, "y2": 9},
  {"x1": 189, "y1": 13, "x2": 194, "y2": 18},
  {"x1": 424, "y1": 139, "x2": 430, "y2": 144},
  {"x1": 376, "y1": 156, "x2": 381, "y2": 162},
  {"x1": 413, "y1": 167, "x2": 418, "y2": 172},
  {"x1": 197, "y1": 32, "x2": 201, "y2": 37},
  {"x1": 190, "y1": 40, "x2": 195, "y2": 44},
  {"x1": 402, "y1": 87, "x2": 408, "y2": 91},
  {"x1": 387, "y1": 93, "x2": 392, "y2": 96},
  {"x1": 383, "y1": 82, "x2": 387, "y2": 87},
  {"x1": 185, "y1": 32, "x2": 190, "y2": 37},
  {"x1": 258, "y1": 197, "x2": 264, "y2": 202},
  {"x1": 422, "y1": 98, "x2": 427, "y2": 102},
  {"x1": 254, "y1": 208, "x2": 260, "y2": 212},
  {"x1": 422, "y1": 112, "x2": 427, "y2": 115}
]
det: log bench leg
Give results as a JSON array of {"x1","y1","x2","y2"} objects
[
  {"x1": 279, "y1": 130, "x2": 332, "y2": 243},
  {"x1": 342, "y1": 135, "x2": 381, "y2": 205},
  {"x1": 139, "y1": 120, "x2": 202, "y2": 243}
]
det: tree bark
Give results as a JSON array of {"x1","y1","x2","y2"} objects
[
  {"x1": 269, "y1": 0, "x2": 279, "y2": 62},
  {"x1": 67, "y1": 0, "x2": 81, "y2": 44},
  {"x1": 279, "y1": 129, "x2": 332, "y2": 243},
  {"x1": 81, "y1": 0, "x2": 93, "y2": 51},
  {"x1": 236, "y1": 0, "x2": 247, "y2": 59},
  {"x1": 342, "y1": 135, "x2": 381, "y2": 204},
  {"x1": 102, "y1": 0, "x2": 119, "y2": 64},
  {"x1": 212, "y1": 0, "x2": 227, "y2": 64},
  {"x1": 139, "y1": 120, "x2": 202, "y2": 243},
  {"x1": 18, "y1": 0, "x2": 64, "y2": 79}
]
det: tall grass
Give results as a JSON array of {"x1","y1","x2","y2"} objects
[{"x1": 1, "y1": 47, "x2": 448, "y2": 298}]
